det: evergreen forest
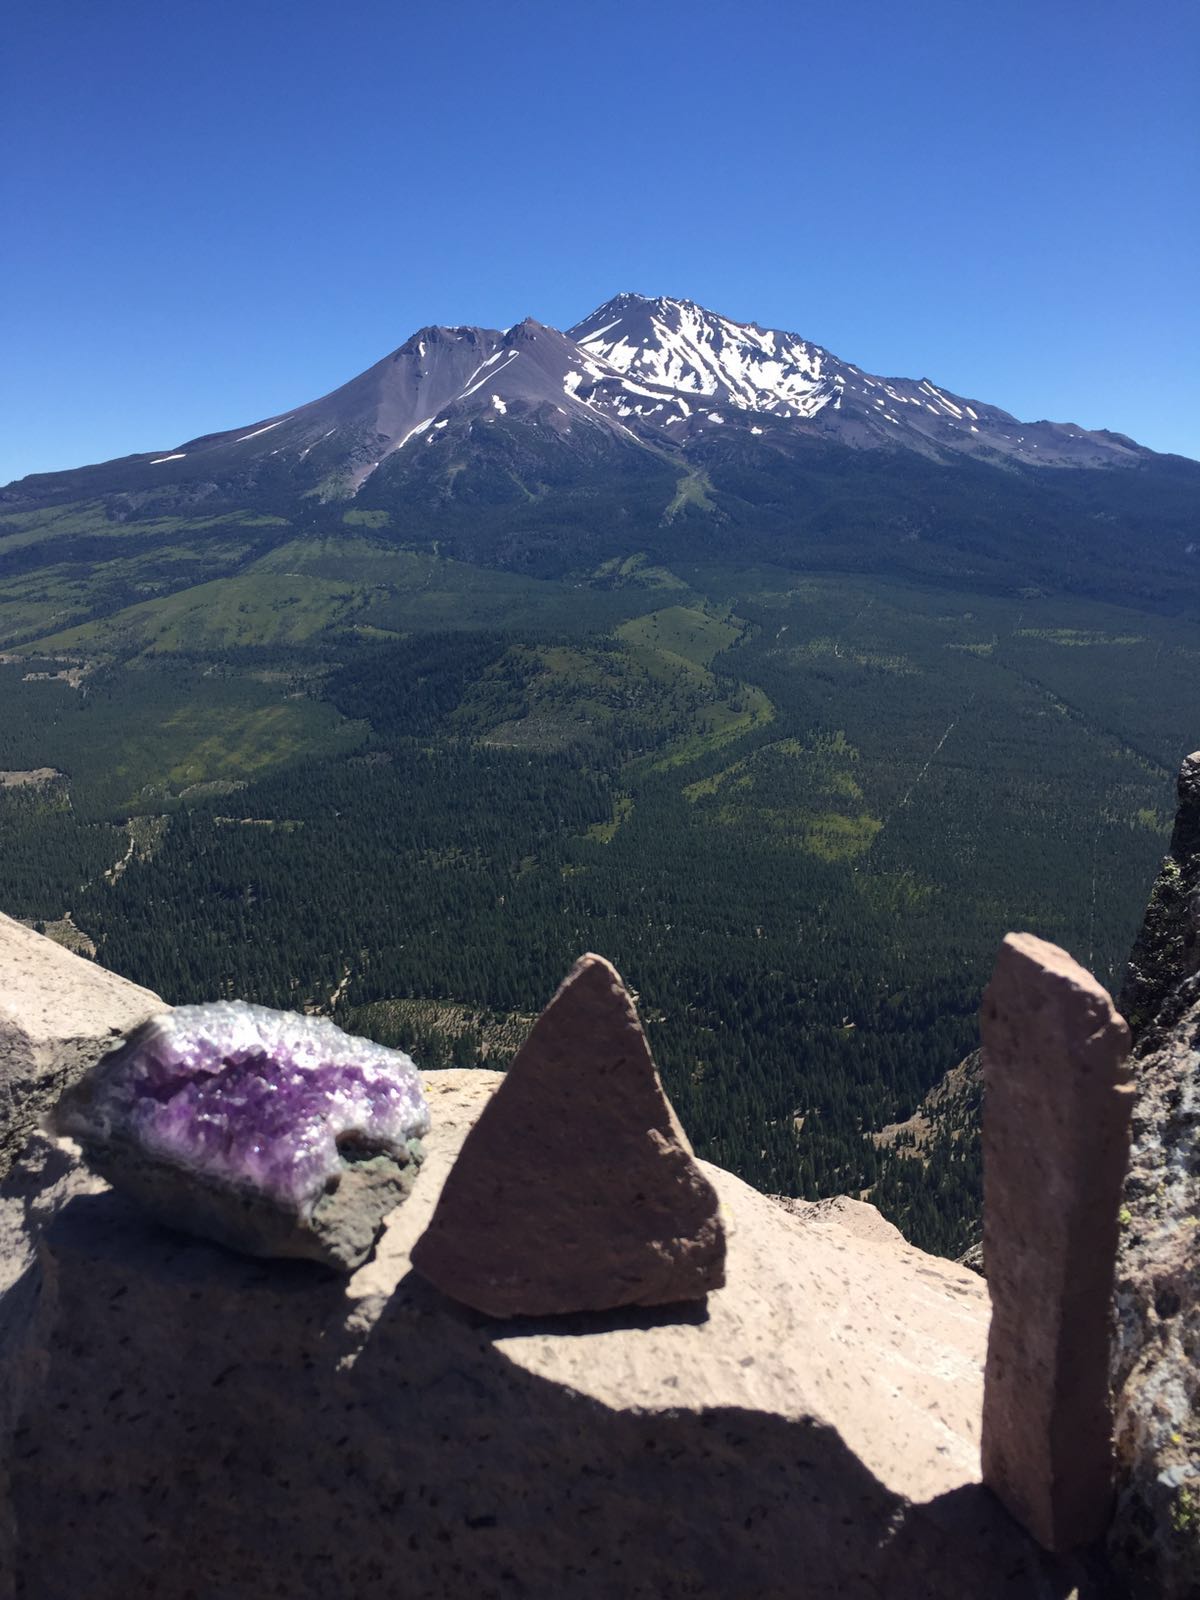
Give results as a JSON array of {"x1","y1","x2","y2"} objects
[{"x1": 0, "y1": 496, "x2": 1194, "y2": 1258}]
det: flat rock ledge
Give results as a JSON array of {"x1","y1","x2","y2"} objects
[
  {"x1": 0, "y1": 1069, "x2": 1109, "y2": 1600},
  {"x1": 0, "y1": 911, "x2": 165, "y2": 1177}
]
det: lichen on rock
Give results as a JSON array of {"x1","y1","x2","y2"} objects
[
  {"x1": 1120, "y1": 751, "x2": 1200, "y2": 1037},
  {"x1": 54, "y1": 1001, "x2": 430, "y2": 1271},
  {"x1": 1110, "y1": 751, "x2": 1200, "y2": 1597}
]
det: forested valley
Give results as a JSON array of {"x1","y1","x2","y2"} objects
[{"x1": 0, "y1": 526, "x2": 1192, "y2": 1257}]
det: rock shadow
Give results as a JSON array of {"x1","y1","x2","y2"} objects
[{"x1": 2, "y1": 1190, "x2": 1117, "y2": 1600}]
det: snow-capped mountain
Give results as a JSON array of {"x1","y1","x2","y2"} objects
[
  {"x1": 2, "y1": 293, "x2": 1158, "y2": 511},
  {"x1": 569, "y1": 294, "x2": 1144, "y2": 467},
  {"x1": 572, "y1": 293, "x2": 848, "y2": 429}
]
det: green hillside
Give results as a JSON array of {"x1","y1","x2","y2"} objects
[{"x1": 1, "y1": 512, "x2": 1192, "y2": 1255}]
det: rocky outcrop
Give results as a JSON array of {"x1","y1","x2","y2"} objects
[
  {"x1": 412, "y1": 954, "x2": 724, "y2": 1316},
  {"x1": 1110, "y1": 751, "x2": 1200, "y2": 1597},
  {"x1": 0, "y1": 912, "x2": 165, "y2": 1177},
  {"x1": 0, "y1": 1069, "x2": 1106, "y2": 1600},
  {"x1": 1120, "y1": 751, "x2": 1200, "y2": 1037},
  {"x1": 874, "y1": 1048, "x2": 982, "y2": 1157}
]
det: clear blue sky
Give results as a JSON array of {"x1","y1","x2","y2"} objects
[{"x1": 2, "y1": 0, "x2": 1197, "y2": 484}]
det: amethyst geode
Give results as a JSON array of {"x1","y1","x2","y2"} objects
[{"x1": 54, "y1": 1002, "x2": 430, "y2": 1271}]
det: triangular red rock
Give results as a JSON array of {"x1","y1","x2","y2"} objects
[{"x1": 411, "y1": 953, "x2": 725, "y2": 1317}]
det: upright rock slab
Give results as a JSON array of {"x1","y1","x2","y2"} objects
[
  {"x1": 0, "y1": 911, "x2": 165, "y2": 1176},
  {"x1": 980, "y1": 932, "x2": 1133, "y2": 1552},
  {"x1": 411, "y1": 953, "x2": 724, "y2": 1316}
]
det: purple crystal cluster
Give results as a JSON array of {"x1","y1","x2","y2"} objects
[{"x1": 60, "y1": 1001, "x2": 430, "y2": 1213}]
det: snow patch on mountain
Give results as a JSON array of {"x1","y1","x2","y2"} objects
[
  {"x1": 573, "y1": 296, "x2": 839, "y2": 423},
  {"x1": 236, "y1": 419, "x2": 290, "y2": 443}
]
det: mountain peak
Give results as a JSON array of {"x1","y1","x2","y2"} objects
[
  {"x1": 2, "y1": 293, "x2": 1159, "y2": 503},
  {"x1": 559, "y1": 294, "x2": 1150, "y2": 467}
]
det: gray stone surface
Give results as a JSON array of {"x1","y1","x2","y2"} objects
[
  {"x1": 980, "y1": 932, "x2": 1133, "y2": 1553},
  {"x1": 1110, "y1": 985, "x2": 1200, "y2": 1597},
  {"x1": 412, "y1": 953, "x2": 724, "y2": 1317},
  {"x1": 0, "y1": 912, "x2": 166, "y2": 1176},
  {"x1": 1109, "y1": 751, "x2": 1200, "y2": 1597},
  {"x1": 70, "y1": 1134, "x2": 424, "y2": 1273},
  {"x1": 0, "y1": 1069, "x2": 1109, "y2": 1600}
]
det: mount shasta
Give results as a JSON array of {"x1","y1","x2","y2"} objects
[
  {"x1": 8, "y1": 293, "x2": 1163, "y2": 498},
  {"x1": 9, "y1": 292, "x2": 1196, "y2": 612}
]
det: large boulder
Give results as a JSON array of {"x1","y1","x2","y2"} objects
[
  {"x1": 0, "y1": 913, "x2": 165, "y2": 1177},
  {"x1": 0, "y1": 1069, "x2": 1103, "y2": 1600}
]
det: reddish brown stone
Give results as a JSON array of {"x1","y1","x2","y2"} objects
[
  {"x1": 980, "y1": 932, "x2": 1134, "y2": 1552},
  {"x1": 411, "y1": 953, "x2": 725, "y2": 1317}
]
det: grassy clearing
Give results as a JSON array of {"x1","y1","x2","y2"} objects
[
  {"x1": 1015, "y1": 628, "x2": 1146, "y2": 646},
  {"x1": 459, "y1": 631, "x2": 774, "y2": 772},
  {"x1": 344, "y1": 545, "x2": 650, "y2": 633},
  {"x1": 1131, "y1": 807, "x2": 1168, "y2": 831},
  {"x1": 664, "y1": 469, "x2": 716, "y2": 521},
  {"x1": 788, "y1": 636, "x2": 917, "y2": 675},
  {"x1": 683, "y1": 733, "x2": 861, "y2": 801},
  {"x1": 341, "y1": 996, "x2": 535, "y2": 1062},
  {"x1": 616, "y1": 604, "x2": 742, "y2": 668},
  {"x1": 342, "y1": 509, "x2": 391, "y2": 529},
  {"x1": 590, "y1": 553, "x2": 693, "y2": 593},
  {"x1": 155, "y1": 699, "x2": 350, "y2": 788},
  {"x1": 585, "y1": 793, "x2": 634, "y2": 843},
  {"x1": 648, "y1": 684, "x2": 775, "y2": 771},
  {"x1": 27, "y1": 573, "x2": 367, "y2": 654},
  {"x1": 684, "y1": 730, "x2": 880, "y2": 859},
  {"x1": 0, "y1": 660, "x2": 364, "y2": 817},
  {"x1": 0, "y1": 595, "x2": 89, "y2": 644},
  {"x1": 795, "y1": 809, "x2": 884, "y2": 861},
  {"x1": 945, "y1": 640, "x2": 995, "y2": 656},
  {"x1": 0, "y1": 541, "x2": 260, "y2": 648},
  {"x1": 0, "y1": 503, "x2": 287, "y2": 557}
]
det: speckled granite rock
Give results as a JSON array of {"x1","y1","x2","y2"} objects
[
  {"x1": 0, "y1": 912, "x2": 166, "y2": 1177},
  {"x1": 1110, "y1": 753, "x2": 1200, "y2": 1597},
  {"x1": 54, "y1": 1003, "x2": 429, "y2": 1272},
  {"x1": 0, "y1": 1070, "x2": 1108, "y2": 1600}
]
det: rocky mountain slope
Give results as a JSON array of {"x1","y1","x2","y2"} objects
[
  {"x1": 1, "y1": 293, "x2": 1168, "y2": 513},
  {"x1": 569, "y1": 294, "x2": 1146, "y2": 466}
]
